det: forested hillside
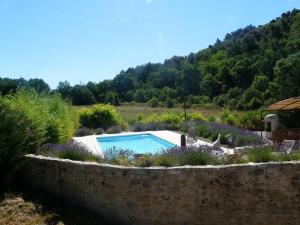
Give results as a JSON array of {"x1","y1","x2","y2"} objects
[{"x1": 1, "y1": 9, "x2": 300, "y2": 110}]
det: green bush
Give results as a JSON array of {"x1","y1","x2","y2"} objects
[
  {"x1": 246, "y1": 147, "x2": 277, "y2": 163},
  {"x1": 179, "y1": 150, "x2": 220, "y2": 166},
  {"x1": 220, "y1": 108, "x2": 238, "y2": 126},
  {"x1": 79, "y1": 104, "x2": 121, "y2": 129},
  {"x1": 237, "y1": 111, "x2": 263, "y2": 130},
  {"x1": 165, "y1": 98, "x2": 174, "y2": 108},
  {"x1": 196, "y1": 125, "x2": 210, "y2": 138},
  {"x1": 188, "y1": 112, "x2": 207, "y2": 121},
  {"x1": 147, "y1": 97, "x2": 159, "y2": 107},
  {"x1": 106, "y1": 125, "x2": 122, "y2": 134},
  {"x1": 104, "y1": 91, "x2": 120, "y2": 106},
  {"x1": 277, "y1": 151, "x2": 300, "y2": 162},
  {"x1": 0, "y1": 90, "x2": 78, "y2": 189},
  {"x1": 135, "y1": 155, "x2": 155, "y2": 167},
  {"x1": 208, "y1": 115, "x2": 216, "y2": 122},
  {"x1": 154, "y1": 155, "x2": 177, "y2": 167},
  {"x1": 142, "y1": 112, "x2": 184, "y2": 130}
]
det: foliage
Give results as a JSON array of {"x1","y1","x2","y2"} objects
[
  {"x1": 1, "y1": 10, "x2": 300, "y2": 109},
  {"x1": 178, "y1": 149, "x2": 220, "y2": 166},
  {"x1": 165, "y1": 98, "x2": 174, "y2": 108},
  {"x1": 191, "y1": 120, "x2": 262, "y2": 147},
  {"x1": 70, "y1": 85, "x2": 96, "y2": 106},
  {"x1": 208, "y1": 115, "x2": 216, "y2": 122},
  {"x1": 188, "y1": 112, "x2": 207, "y2": 121},
  {"x1": 141, "y1": 112, "x2": 185, "y2": 130},
  {"x1": 147, "y1": 97, "x2": 159, "y2": 107},
  {"x1": 75, "y1": 127, "x2": 94, "y2": 137},
  {"x1": 131, "y1": 122, "x2": 168, "y2": 132},
  {"x1": 38, "y1": 141, "x2": 101, "y2": 162},
  {"x1": 102, "y1": 147, "x2": 134, "y2": 166},
  {"x1": 220, "y1": 108, "x2": 238, "y2": 126},
  {"x1": 154, "y1": 154, "x2": 177, "y2": 167},
  {"x1": 79, "y1": 104, "x2": 121, "y2": 129},
  {"x1": 0, "y1": 77, "x2": 50, "y2": 95},
  {"x1": 134, "y1": 155, "x2": 155, "y2": 167},
  {"x1": 106, "y1": 125, "x2": 122, "y2": 134},
  {"x1": 236, "y1": 110, "x2": 263, "y2": 130},
  {"x1": 246, "y1": 147, "x2": 277, "y2": 163},
  {"x1": 95, "y1": 128, "x2": 105, "y2": 135},
  {"x1": 0, "y1": 90, "x2": 78, "y2": 188},
  {"x1": 104, "y1": 91, "x2": 120, "y2": 106}
]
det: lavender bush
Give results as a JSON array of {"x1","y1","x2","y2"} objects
[
  {"x1": 37, "y1": 140, "x2": 101, "y2": 162},
  {"x1": 182, "y1": 120, "x2": 263, "y2": 147},
  {"x1": 131, "y1": 122, "x2": 168, "y2": 132}
]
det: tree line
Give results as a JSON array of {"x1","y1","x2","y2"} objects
[{"x1": 1, "y1": 9, "x2": 300, "y2": 110}]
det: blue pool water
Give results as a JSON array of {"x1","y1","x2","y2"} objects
[{"x1": 97, "y1": 133, "x2": 175, "y2": 154}]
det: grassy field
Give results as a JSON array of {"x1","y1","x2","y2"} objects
[{"x1": 74, "y1": 102, "x2": 224, "y2": 122}]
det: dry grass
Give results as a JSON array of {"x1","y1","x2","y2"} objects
[
  {"x1": 0, "y1": 192, "x2": 111, "y2": 225},
  {"x1": 0, "y1": 194, "x2": 56, "y2": 225}
]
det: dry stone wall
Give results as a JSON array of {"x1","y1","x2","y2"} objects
[{"x1": 24, "y1": 154, "x2": 300, "y2": 225}]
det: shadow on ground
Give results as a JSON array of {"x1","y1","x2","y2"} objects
[{"x1": 0, "y1": 186, "x2": 115, "y2": 225}]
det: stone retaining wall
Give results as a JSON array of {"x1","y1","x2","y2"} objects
[{"x1": 24, "y1": 154, "x2": 300, "y2": 225}]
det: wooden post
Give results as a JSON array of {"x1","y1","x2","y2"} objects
[
  {"x1": 183, "y1": 96, "x2": 187, "y2": 121},
  {"x1": 260, "y1": 108, "x2": 263, "y2": 144},
  {"x1": 181, "y1": 134, "x2": 186, "y2": 147}
]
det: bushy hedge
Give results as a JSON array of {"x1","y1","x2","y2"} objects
[
  {"x1": 141, "y1": 112, "x2": 184, "y2": 130},
  {"x1": 102, "y1": 145, "x2": 222, "y2": 167},
  {"x1": 38, "y1": 141, "x2": 101, "y2": 162},
  {"x1": 191, "y1": 120, "x2": 262, "y2": 147},
  {"x1": 221, "y1": 108, "x2": 264, "y2": 131},
  {"x1": 138, "y1": 112, "x2": 206, "y2": 130},
  {"x1": 79, "y1": 104, "x2": 121, "y2": 129},
  {"x1": 0, "y1": 90, "x2": 78, "y2": 189}
]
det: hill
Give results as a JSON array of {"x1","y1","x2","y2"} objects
[{"x1": 1, "y1": 9, "x2": 300, "y2": 110}]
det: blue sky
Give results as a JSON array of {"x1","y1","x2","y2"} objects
[{"x1": 0, "y1": 0, "x2": 299, "y2": 88}]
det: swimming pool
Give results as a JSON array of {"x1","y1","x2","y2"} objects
[{"x1": 97, "y1": 133, "x2": 176, "y2": 154}]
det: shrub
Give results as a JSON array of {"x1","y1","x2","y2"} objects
[
  {"x1": 154, "y1": 155, "x2": 177, "y2": 167},
  {"x1": 76, "y1": 127, "x2": 94, "y2": 136},
  {"x1": 166, "y1": 146, "x2": 221, "y2": 165},
  {"x1": 103, "y1": 147, "x2": 133, "y2": 166},
  {"x1": 106, "y1": 125, "x2": 122, "y2": 134},
  {"x1": 196, "y1": 125, "x2": 210, "y2": 138},
  {"x1": 0, "y1": 90, "x2": 78, "y2": 188},
  {"x1": 147, "y1": 97, "x2": 159, "y2": 107},
  {"x1": 79, "y1": 104, "x2": 121, "y2": 129},
  {"x1": 38, "y1": 141, "x2": 100, "y2": 162},
  {"x1": 237, "y1": 111, "x2": 263, "y2": 130},
  {"x1": 220, "y1": 108, "x2": 238, "y2": 126},
  {"x1": 95, "y1": 128, "x2": 104, "y2": 135},
  {"x1": 179, "y1": 150, "x2": 220, "y2": 166},
  {"x1": 208, "y1": 115, "x2": 216, "y2": 122},
  {"x1": 135, "y1": 155, "x2": 154, "y2": 167},
  {"x1": 131, "y1": 122, "x2": 168, "y2": 132},
  {"x1": 188, "y1": 112, "x2": 207, "y2": 121},
  {"x1": 136, "y1": 113, "x2": 144, "y2": 121},
  {"x1": 246, "y1": 147, "x2": 277, "y2": 163},
  {"x1": 165, "y1": 98, "x2": 174, "y2": 108},
  {"x1": 193, "y1": 120, "x2": 262, "y2": 147},
  {"x1": 104, "y1": 91, "x2": 120, "y2": 106},
  {"x1": 277, "y1": 151, "x2": 300, "y2": 162},
  {"x1": 142, "y1": 112, "x2": 184, "y2": 130}
]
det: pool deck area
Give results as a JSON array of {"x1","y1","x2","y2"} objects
[
  {"x1": 73, "y1": 130, "x2": 237, "y2": 158},
  {"x1": 73, "y1": 130, "x2": 182, "y2": 157}
]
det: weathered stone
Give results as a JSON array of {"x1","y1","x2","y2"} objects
[{"x1": 23, "y1": 154, "x2": 300, "y2": 225}]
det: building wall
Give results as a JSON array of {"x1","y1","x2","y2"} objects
[{"x1": 24, "y1": 155, "x2": 300, "y2": 225}]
